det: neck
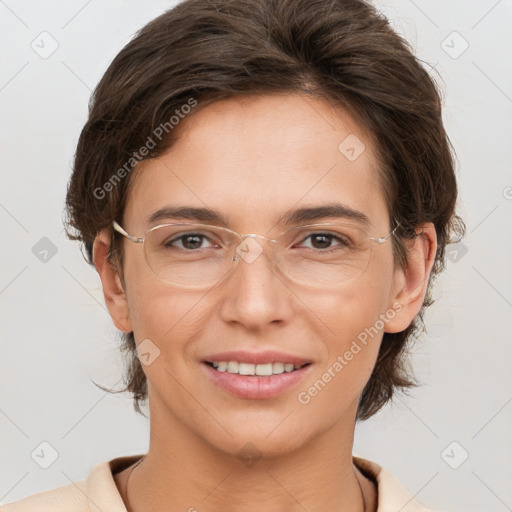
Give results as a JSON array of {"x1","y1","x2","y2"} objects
[{"x1": 121, "y1": 398, "x2": 376, "y2": 512}]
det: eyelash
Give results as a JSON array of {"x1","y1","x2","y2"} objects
[
  {"x1": 167, "y1": 232, "x2": 351, "y2": 251},
  {"x1": 298, "y1": 233, "x2": 351, "y2": 250}
]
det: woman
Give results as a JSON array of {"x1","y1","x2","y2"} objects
[{"x1": 3, "y1": 0, "x2": 464, "y2": 510}]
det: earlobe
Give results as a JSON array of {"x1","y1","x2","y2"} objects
[
  {"x1": 384, "y1": 223, "x2": 437, "y2": 334},
  {"x1": 92, "y1": 229, "x2": 133, "y2": 333}
]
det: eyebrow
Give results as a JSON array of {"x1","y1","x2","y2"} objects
[
  {"x1": 277, "y1": 202, "x2": 371, "y2": 228},
  {"x1": 145, "y1": 202, "x2": 371, "y2": 229},
  {"x1": 146, "y1": 206, "x2": 229, "y2": 227}
]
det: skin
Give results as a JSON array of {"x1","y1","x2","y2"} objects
[{"x1": 93, "y1": 92, "x2": 437, "y2": 512}]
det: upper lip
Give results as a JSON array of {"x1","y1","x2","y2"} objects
[{"x1": 203, "y1": 350, "x2": 312, "y2": 366}]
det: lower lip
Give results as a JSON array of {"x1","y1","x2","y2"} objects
[{"x1": 202, "y1": 363, "x2": 312, "y2": 399}]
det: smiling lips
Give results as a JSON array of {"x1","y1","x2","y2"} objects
[
  {"x1": 210, "y1": 361, "x2": 307, "y2": 376},
  {"x1": 202, "y1": 350, "x2": 312, "y2": 399}
]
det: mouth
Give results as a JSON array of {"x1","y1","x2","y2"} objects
[
  {"x1": 201, "y1": 358, "x2": 313, "y2": 399},
  {"x1": 204, "y1": 360, "x2": 312, "y2": 376}
]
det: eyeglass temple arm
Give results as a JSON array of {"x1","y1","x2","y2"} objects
[
  {"x1": 112, "y1": 220, "x2": 144, "y2": 244},
  {"x1": 370, "y1": 221, "x2": 401, "y2": 244}
]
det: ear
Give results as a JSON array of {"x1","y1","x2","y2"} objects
[
  {"x1": 384, "y1": 222, "x2": 437, "y2": 333},
  {"x1": 92, "y1": 229, "x2": 133, "y2": 333}
]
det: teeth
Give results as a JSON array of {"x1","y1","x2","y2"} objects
[
  {"x1": 273, "y1": 362, "x2": 285, "y2": 374},
  {"x1": 217, "y1": 361, "x2": 228, "y2": 372},
  {"x1": 239, "y1": 362, "x2": 255, "y2": 375},
  {"x1": 227, "y1": 361, "x2": 239, "y2": 373},
  {"x1": 255, "y1": 363, "x2": 273, "y2": 376},
  {"x1": 210, "y1": 361, "x2": 305, "y2": 376}
]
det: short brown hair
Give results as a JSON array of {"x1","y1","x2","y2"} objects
[{"x1": 64, "y1": 0, "x2": 465, "y2": 420}]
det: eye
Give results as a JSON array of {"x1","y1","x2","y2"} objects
[
  {"x1": 165, "y1": 233, "x2": 220, "y2": 251},
  {"x1": 298, "y1": 232, "x2": 351, "y2": 251}
]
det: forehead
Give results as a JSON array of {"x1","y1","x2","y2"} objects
[{"x1": 124, "y1": 93, "x2": 389, "y2": 232}]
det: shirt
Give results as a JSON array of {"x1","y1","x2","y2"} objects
[{"x1": 1, "y1": 454, "x2": 437, "y2": 512}]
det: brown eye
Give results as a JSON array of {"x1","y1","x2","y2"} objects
[
  {"x1": 299, "y1": 232, "x2": 351, "y2": 251},
  {"x1": 166, "y1": 234, "x2": 210, "y2": 250}
]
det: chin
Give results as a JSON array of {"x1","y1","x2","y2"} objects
[
  {"x1": 201, "y1": 417, "x2": 319, "y2": 461},
  {"x1": 212, "y1": 434, "x2": 309, "y2": 462}
]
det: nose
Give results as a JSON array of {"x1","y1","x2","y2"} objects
[{"x1": 218, "y1": 235, "x2": 295, "y2": 329}]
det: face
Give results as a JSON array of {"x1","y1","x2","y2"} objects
[{"x1": 102, "y1": 93, "x2": 413, "y2": 458}]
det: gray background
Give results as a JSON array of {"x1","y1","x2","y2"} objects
[{"x1": 1, "y1": 1, "x2": 511, "y2": 511}]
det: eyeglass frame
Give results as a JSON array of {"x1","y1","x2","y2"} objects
[{"x1": 111, "y1": 218, "x2": 401, "y2": 287}]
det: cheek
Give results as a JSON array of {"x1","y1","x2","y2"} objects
[
  {"x1": 125, "y1": 270, "x2": 212, "y2": 370},
  {"x1": 300, "y1": 279, "x2": 391, "y2": 394},
  {"x1": 305, "y1": 277, "x2": 388, "y2": 341},
  {"x1": 294, "y1": 335, "x2": 376, "y2": 425},
  {"x1": 122, "y1": 249, "x2": 194, "y2": 338},
  {"x1": 129, "y1": 287, "x2": 202, "y2": 340}
]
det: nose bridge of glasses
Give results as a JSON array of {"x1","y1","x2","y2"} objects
[
  {"x1": 240, "y1": 233, "x2": 278, "y2": 243},
  {"x1": 231, "y1": 232, "x2": 280, "y2": 267}
]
